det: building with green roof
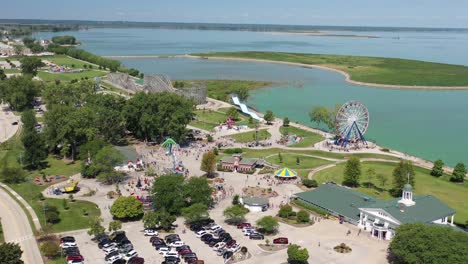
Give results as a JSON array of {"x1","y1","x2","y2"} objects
[{"x1": 295, "y1": 183, "x2": 455, "y2": 240}]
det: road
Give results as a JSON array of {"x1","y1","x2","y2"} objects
[
  {"x1": 0, "y1": 104, "x2": 20, "y2": 143},
  {"x1": 0, "y1": 188, "x2": 43, "y2": 264}
]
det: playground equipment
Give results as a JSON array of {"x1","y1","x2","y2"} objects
[
  {"x1": 54, "y1": 179, "x2": 79, "y2": 195},
  {"x1": 231, "y1": 96, "x2": 263, "y2": 121},
  {"x1": 162, "y1": 137, "x2": 184, "y2": 173},
  {"x1": 335, "y1": 100, "x2": 369, "y2": 147}
]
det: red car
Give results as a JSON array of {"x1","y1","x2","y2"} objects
[
  {"x1": 226, "y1": 239, "x2": 236, "y2": 248},
  {"x1": 236, "y1": 223, "x2": 251, "y2": 229},
  {"x1": 66, "y1": 255, "x2": 84, "y2": 261},
  {"x1": 179, "y1": 249, "x2": 192, "y2": 256},
  {"x1": 273, "y1": 237, "x2": 289, "y2": 244}
]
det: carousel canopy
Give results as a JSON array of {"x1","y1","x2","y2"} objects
[{"x1": 274, "y1": 167, "x2": 298, "y2": 178}]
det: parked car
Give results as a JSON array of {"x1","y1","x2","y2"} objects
[
  {"x1": 223, "y1": 251, "x2": 234, "y2": 259},
  {"x1": 60, "y1": 236, "x2": 76, "y2": 244},
  {"x1": 11, "y1": 121, "x2": 18, "y2": 125},
  {"x1": 127, "y1": 256, "x2": 145, "y2": 264},
  {"x1": 158, "y1": 247, "x2": 171, "y2": 254},
  {"x1": 176, "y1": 245, "x2": 191, "y2": 252},
  {"x1": 273, "y1": 237, "x2": 289, "y2": 244},
  {"x1": 209, "y1": 225, "x2": 222, "y2": 232},
  {"x1": 150, "y1": 236, "x2": 164, "y2": 243},
  {"x1": 169, "y1": 241, "x2": 185, "y2": 247},
  {"x1": 195, "y1": 230, "x2": 208, "y2": 238},
  {"x1": 228, "y1": 243, "x2": 241, "y2": 252},
  {"x1": 164, "y1": 234, "x2": 180, "y2": 240},
  {"x1": 249, "y1": 233, "x2": 264, "y2": 240},
  {"x1": 162, "y1": 256, "x2": 180, "y2": 264},
  {"x1": 154, "y1": 243, "x2": 168, "y2": 250},
  {"x1": 200, "y1": 234, "x2": 213, "y2": 242},
  {"x1": 178, "y1": 249, "x2": 192, "y2": 256},
  {"x1": 242, "y1": 228, "x2": 255, "y2": 236},
  {"x1": 226, "y1": 240, "x2": 237, "y2": 248},
  {"x1": 66, "y1": 255, "x2": 83, "y2": 262},
  {"x1": 110, "y1": 259, "x2": 126, "y2": 264},
  {"x1": 61, "y1": 242, "x2": 77, "y2": 249},
  {"x1": 208, "y1": 238, "x2": 223, "y2": 247},
  {"x1": 216, "y1": 248, "x2": 227, "y2": 256},
  {"x1": 144, "y1": 229, "x2": 159, "y2": 236},
  {"x1": 183, "y1": 253, "x2": 197, "y2": 260},
  {"x1": 107, "y1": 254, "x2": 123, "y2": 263},
  {"x1": 213, "y1": 242, "x2": 226, "y2": 251},
  {"x1": 103, "y1": 246, "x2": 119, "y2": 254},
  {"x1": 98, "y1": 238, "x2": 115, "y2": 249},
  {"x1": 236, "y1": 223, "x2": 251, "y2": 229},
  {"x1": 105, "y1": 251, "x2": 120, "y2": 261},
  {"x1": 67, "y1": 260, "x2": 84, "y2": 264},
  {"x1": 123, "y1": 250, "x2": 138, "y2": 261},
  {"x1": 163, "y1": 251, "x2": 180, "y2": 258}
]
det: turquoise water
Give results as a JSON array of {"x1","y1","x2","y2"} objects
[{"x1": 35, "y1": 28, "x2": 468, "y2": 166}]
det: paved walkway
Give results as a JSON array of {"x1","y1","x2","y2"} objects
[
  {"x1": 0, "y1": 185, "x2": 43, "y2": 264},
  {"x1": 0, "y1": 104, "x2": 20, "y2": 143}
]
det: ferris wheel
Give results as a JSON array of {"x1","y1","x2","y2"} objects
[{"x1": 335, "y1": 101, "x2": 369, "y2": 146}]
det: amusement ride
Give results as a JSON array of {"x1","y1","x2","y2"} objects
[{"x1": 335, "y1": 100, "x2": 370, "y2": 147}]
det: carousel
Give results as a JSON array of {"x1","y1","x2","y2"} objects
[{"x1": 274, "y1": 167, "x2": 298, "y2": 179}]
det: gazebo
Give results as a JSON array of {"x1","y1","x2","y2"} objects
[{"x1": 274, "y1": 167, "x2": 298, "y2": 179}]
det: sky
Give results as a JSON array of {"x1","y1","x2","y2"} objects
[{"x1": 2, "y1": 0, "x2": 468, "y2": 28}]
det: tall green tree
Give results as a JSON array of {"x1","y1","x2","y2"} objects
[
  {"x1": 108, "y1": 220, "x2": 122, "y2": 232},
  {"x1": 226, "y1": 107, "x2": 239, "y2": 120},
  {"x1": 430, "y1": 159, "x2": 444, "y2": 177},
  {"x1": 21, "y1": 110, "x2": 47, "y2": 168},
  {"x1": 287, "y1": 244, "x2": 309, "y2": 264},
  {"x1": 184, "y1": 177, "x2": 213, "y2": 207},
  {"x1": 0, "y1": 76, "x2": 40, "y2": 111},
  {"x1": 87, "y1": 217, "x2": 105, "y2": 237},
  {"x1": 110, "y1": 196, "x2": 144, "y2": 220},
  {"x1": 235, "y1": 87, "x2": 249, "y2": 101},
  {"x1": 263, "y1": 110, "x2": 274, "y2": 124},
  {"x1": 20, "y1": 57, "x2": 44, "y2": 76},
  {"x1": 200, "y1": 151, "x2": 217, "y2": 177},
  {"x1": 142, "y1": 210, "x2": 176, "y2": 231},
  {"x1": 181, "y1": 203, "x2": 209, "y2": 223},
  {"x1": 223, "y1": 205, "x2": 249, "y2": 225},
  {"x1": 389, "y1": 223, "x2": 468, "y2": 264},
  {"x1": 256, "y1": 216, "x2": 279, "y2": 234},
  {"x1": 309, "y1": 106, "x2": 330, "y2": 128},
  {"x1": 283, "y1": 117, "x2": 290, "y2": 127},
  {"x1": 343, "y1": 156, "x2": 361, "y2": 187},
  {"x1": 365, "y1": 167, "x2": 376, "y2": 188},
  {"x1": 0, "y1": 69, "x2": 6, "y2": 80},
  {"x1": 451, "y1": 162, "x2": 466, "y2": 182},
  {"x1": 152, "y1": 174, "x2": 186, "y2": 215},
  {"x1": 391, "y1": 160, "x2": 415, "y2": 197},
  {"x1": 0, "y1": 243, "x2": 24, "y2": 264}
]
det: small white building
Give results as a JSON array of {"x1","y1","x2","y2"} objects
[
  {"x1": 357, "y1": 184, "x2": 455, "y2": 240},
  {"x1": 240, "y1": 196, "x2": 269, "y2": 213}
]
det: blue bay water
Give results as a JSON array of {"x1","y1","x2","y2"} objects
[{"x1": 35, "y1": 28, "x2": 468, "y2": 166}]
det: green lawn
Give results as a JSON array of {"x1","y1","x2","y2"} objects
[
  {"x1": 1, "y1": 137, "x2": 100, "y2": 233},
  {"x1": 313, "y1": 161, "x2": 468, "y2": 225},
  {"x1": 229, "y1": 129, "x2": 271, "y2": 143},
  {"x1": 175, "y1": 80, "x2": 272, "y2": 102},
  {"x1": 229, "y1": 147, "x2": 400, "y2": 161},
  {"x1": 266, "y1": 153, "x2": 332, "y2": 170},
  {"x1": 9, "y1": 181, "x2": 100, "y2": 233},
  {"x1": 41, "y1": 55, "x2": 98, "y2": 69},
  {"x1": 38, "y1": 70, "x2": 107, "y2": 82},
  {"x1": 191, "y1": 108, "x2": 254, "y2": 131},
  {"x1": 279, "y1": 126, "x2": 324, "y2": 147},
  {"x1": 194, "y1": 51, "x2": 468, "y2": 87},
  {"x1": 3, "y1": 68, "x2": 21, "y2": 73}
]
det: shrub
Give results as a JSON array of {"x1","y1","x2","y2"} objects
[
  {"x1": 40, "y1": 241, "x2": 60, "y2": 258},
  {"x1": 278, "y1": 205, "x2": 293, "y2": 218},
  {"x1": 296, "y1": 210, "x2": 310, "y2": 223},
  {"x1": 223, "y1": 148, "x2": 243, "y2": 154},
  {"x1": 302, "y1": 179, "x2": 318, "y2": 188}
]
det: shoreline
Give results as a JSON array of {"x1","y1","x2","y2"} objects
[
  {"x1": 185, "y1": 55, "x2": 468, "y2": 90},
  {"x1": 105, "y1": 54, "x2": 468, "y2": 90}
]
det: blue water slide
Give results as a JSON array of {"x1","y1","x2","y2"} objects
[{"x1": 231, "y1": 96, "x2": 264, "y2": 121}]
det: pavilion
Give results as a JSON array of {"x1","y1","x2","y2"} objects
[{"x1": 295, "y1": 183, "x2": 455, "y2": 240}]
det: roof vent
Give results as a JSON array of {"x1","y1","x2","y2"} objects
[{"x1": 399, "y1": 203, "x2": 406, "y2": 212}]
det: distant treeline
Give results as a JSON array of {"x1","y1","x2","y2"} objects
[
  {"x1": 0, "y1": 19, "x2": 467, "y2": 33},
  {"x1": 47, "y1": 43, "x2": 141, "y2": 77},
  {"x1": 0, "y1": 23, "x2": 78, "y2": 36}
]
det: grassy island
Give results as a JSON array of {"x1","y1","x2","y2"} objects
[{"x1": 192, "y1": 51, "x2": 468, "y2": 87}]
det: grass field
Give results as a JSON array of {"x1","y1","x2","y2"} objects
[
  {"x1": 229, "y1": 147, "x2": 400, "y2": 161},
  {"x1": 1, "y1": 137, "x2": 100, "y2": 233},
  {"x1": 191, "y1": 108, "x2": 253, "y2": 131},
  {"x1": 42, "y1": 55, "x2": 98, "y2": 69},
  {"x1": 38, "y1": 70, "x2": 107, "y2": 82},
  {"x1": 194, "y1": 51, "x2": 468, "y2": 87},
  {"x1": 313, "y1": 161, "x2": 468, "y2": 225},
  {"x1": 266, "y1": 153, "x2": 332, "y2": 170},
  {"x1": 279, "y1": 126, "x2": 324, "y2": 147},
  {"x1": 229, "y1": 129, "x2": 271, "y2": 143},
  {"x1": 3, "y1": 68, "x2": 21, "y2": 73},
  {"x1": 175, "y1": 80, "x2": 272, "y2": 102}
]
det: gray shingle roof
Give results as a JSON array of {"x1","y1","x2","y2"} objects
[{"x1": 295, "y1": 183, "x2": 455, "y2": 223}]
